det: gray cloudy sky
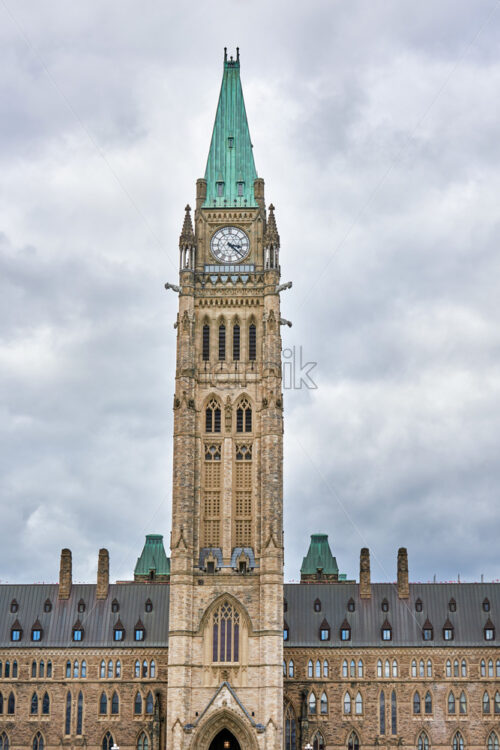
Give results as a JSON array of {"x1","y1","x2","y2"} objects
[{"x1": 1, "y1": 1, "x2": 500, "y2": 586}]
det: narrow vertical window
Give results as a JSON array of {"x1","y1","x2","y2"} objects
[
  {"x1": 206, "y1": 398, "x2": 221, "y2": 433},
  {"x1": 202, "y1": 324, "x2": 210, "y2": 361},
  {"x1": 218, "y1": 323, "x2": 226, "y2": 360},
  {"x1": 233, "y1": 324, "x2": 240, "y2": 360},
  {"x1": 30, "y1": 693, "x2": 38, "y2": 715},
  {"x1": 76, "y1": 692, "x2": 83, "y2": 735},
  {"x1": 355, "y1": 692, "x2": 363, "y2": 715},
  {"x1": 135, "y1": 692, "x2": 143, "y2": 715},
  {"x1": 248, "y1": 323, "x2": 256, "y2": 361},
  {"x1": 391, "y1": 690, "x2": 397, "y2": 734},
  {"x1": 99, "y1": 693, "x2": 107, "y2": 715},
  {"x1": 65, "y1": 693, "x2": 71, "y2": 735},
  {"x1": 111, "y1": 692, "x2": 119, "y2": 715},
  {"x1": 380, "y1": 691, "x2": 385, "y2": 734},
  {"x1": 41, "y1": 693, "x2": 49, "y2": 715},
  {"x1": 146, "y1": 692, "x2": 154, "y2": 715}
]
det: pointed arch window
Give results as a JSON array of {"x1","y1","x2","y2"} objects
[
  {"x1": 100, "y1": 660, "x2": 106, "y2": 679},
  {"x1": 489, "y1": 659, "x2": 494, "y2": 677},
  {"x1": 427, "y1": 659, "x2": 432, "y2": 677},
  {"x1": 134, "y1": 660, "x2": 140, "y2": 678},
  {"x1": 381, "y1": 619, "x2": 392, "y2": 641},
  {"x1": 135, "y1": 692, "x2": 143, "y2": 714},
  {"x1": 31, "y1": 620, "x2": 42, "y2": 642},
  {"x1": 0, "y1": 694, "x2": 3, "y2": 715},
  {"x1": 66, "y1": 661, "x2": 72, "y2": 678},
  {"x1": 76, "y1": 692, "x2": 83, "y2": 735},
  {"x1": 33, "y1": 733, "x2": 44, "y2": 750},
  {"x1": 0, "y1": 733, "x2": 9, "y2": 750},
  {"x1": 446, "y1": 659, "x2": 452, "y2": 677},
  {"x1": 7, "y1": 693, "x2": 14, "y2": 715},
  {"x1": 81, "y1": 660, "x2": 86, "y2": 678},
  {"x1": 355, "y1": 691, "x2": 363, "y2": 715},
  {"x1": 320, "y1": 692, "x2": 328, "y2": 714},
  {"x1": 284, "y1": 703, "x2": 296, "y2": 750},
  {"x1": 461, "y1": 659, "x2": 467, "y2": 676},
  {"x1": 150, "y1": 660, "x2": 156, "y2": 678},
  {"x1": 495, "y1": 690, "x2": 500, "y2": 714},
  {"x1": 218, "y1": 323, "x2": 226, "y2": 360},
  {"x1": 289, "y1": 660, "x2": 294, "y2": 678},
  {"x1": 342, "y1": 659, "x2": 348, "y2": 678},
  {"x1": 99, "y1": 692, "x2": 107, "y2": 715},
  {"x1": 453, "y1": 659, "x2": 459, "y2": 677},
  {"x1": 138, "y1": 733, "x2": 149, "y2": 750},
  {"x1": 206, "y1": 398, "x2": 221, "y2": 433},
  {"x1": 202, "y1": 324, "x2": 210, "y2": 361},
  {"x1": 418, "y1": 733, "x2": 429, "y2": 750},
  {"x1": 315, "y1": 660, "x2": 321, "y2": 678},
  {"x1": 30, "y1": 692, "x2": 38, "y2": 715},
  {"x1": 39, "y1": 660, "x2": 45, "y2": 678},
  {"x1": 419, "y1": 659, "x2": 425, "y2": 677},
  {"x1": 233, "y1": 323, "x2": 240, "y2": 360},
  {"x1": 323, "y1": 660, "x2": 329, "y2": 678},
  {"x1": 343, "y1": 692, "x2": 351, "y2": 714},
  {"x1": 64, "y1": 691, "x2": 72, "y2": 734},
  {"x1": 72, "y1": 620, "x2": 83, "y2": 642},
  {"x1": 74, "y1": 660, "x2": 79, "y2": 679},
  {"x1": 392, "y1": 659, "x2": 398, "y2": 677},
  {"x1": 107, "y1": 660, "x2": 113, "y2": 679},
  {"x1": 391, "y1": 690, "x2": 397, "y2": 734},
  {"x1": 212, "y1": 600, "x2": 240, "y2": 663},
  {"x1": 347, "y1": 732, "x2": 359, "y2": 750},
  {"x1": 448, "y1": 692, "x2": 456, "y2": 714},
  {"x1": 443, "y1": 619, "x2": 454, "y2": 640},
  {"x1": 384, "y1": 659, "x2": 390, "y2": 678},
  {"x1": 424, "y1": 691, "x2": 432, "y2": 714},
  {"x1": 422, "y1": 619, "x2": 433, "y2": 640},
  {"x1": 10, "y1": 620, "x2": 22, "y2": 642},
  {"x1": 236, "y1": 397, "x2": 252, "y2": 432},
  {"x1": 452, "y1": 732, "x2": 464, "y2": 750},
  {"x1": 115, "y1": 660, "x2": 120, "y2": 678},
  {"x1": 142, "y1": 660, "x2": 148, "y2": 678},
  {"x1": 31, "y1": 660, "x2": 37, "y2": 678},
  {"x1": 358, "y1": 659, "x2": 363, "y2": 678},
  {"x1": 488, "y1": 733, "x2": 499, "y2": 750},
  {"x1": 41, "y1": 692, "x2": 49, "y2": 715},
  {"x1": 413, "y1": 691, "x2": 421, "y2": 714},
  {"x1": 111, "y1": 691, "x2": 119, "y2": 715},
  {"x1": 248, "y1": 323, "x2": 256, "y2": 361},
  {"x1": 47, "y1": 661, "x2": 52, "y2": 678},
  {"x1": 102, "y1": 733, "x2": 114, "y2": 750},
  {"x1": 483, "y1": 691, "x2": 490, "y2": 713},
  {"x1": 313, "y1": 732, "x2": 324, "y2": 750},
  {"x1": 349, "y1": 659, "x2": 355, "y2": 678},
  {"x1": 308, "y1": 692, "x2": 316, "y2": 715},
  {"x1": 377, "y1": 659, "x2": 382, "y2": 677},
  {"x1": 380, "y1": 691, "x2": 385, "y2": 734},
  {"x1": 307, "y1": 660, "x2": 313, "y2": 678},
  {"x1": 135, "y1": 619, "x2": 145, "y2": 641},
  {"x1": 411, "y1": 659, "x2": 417, "y2": 677}
]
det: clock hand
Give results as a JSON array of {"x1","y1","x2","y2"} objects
[{"x1": 227, "y1": 241, "x2": 244, "y2": 257}]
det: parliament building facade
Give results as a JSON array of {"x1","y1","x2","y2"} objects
[{"x1": 0, "y1": 51, "x2": 498, "y2": 750}]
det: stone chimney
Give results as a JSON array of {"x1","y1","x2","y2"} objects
[
  {"x1": 397, "y1": 547, "x2": 409, "y2": 599},
  {"x1": 59, "y1": 548, "x2": 72, "y2": 600},
  {"x1": 360, "y1": 548, "x2": 371, "y2": 599},
  {"x1": 97, "y1": 548, "x2": 109, "y2": 600}
]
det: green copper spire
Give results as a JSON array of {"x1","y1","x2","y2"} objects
[
  {"x1": 203, "y1": 48, "x2": 258, "y2": 208},
  {"x1": 134, "y1": 534, "x2": 170, "y2": 581},
  {"x1": 300, "y1": 534, "x2": 339, "y2": 580}
]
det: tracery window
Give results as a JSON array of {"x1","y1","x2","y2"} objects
[
  {"x1": 137, "y1": 733, "x2": 149, "y2": 750},
  {"x1": 488, "y1": 733, "x2": 499, "y2": 750},
  {"x1": 212, "y1": 601, "x2": 240, "y2": 662},
  {"x1": 452, "y1": 732, "x2": 464, "y2": 750},
  {"x1": 0, "y1": 733, "x2": 9, "y2": 750},
  {"x1": 205, "y1": 398, "x2": 221, "y2": 433},
  {"x1": 236, "y1": 397, "x2": 252, "y2": 432},
  {"x1": 234, "y1": 443, "x2": 252, "y2": 546},
  {"x1": 347, "y1": 731, "x2": 359, "y2": 750},
  {"x1": 102, "y1": 733, "x2": 114, "y2": 750},
  {"x1": 313, "y1": 732, "x2": 324, "y2": 750},
  {"x1": 418, "y1": 733, "x2": 429, "y2": 750},
  {"x1": 33, "y1": 733, "x2": 44, "y2": 750},
  {"x1": 284, "y1": 703, "x2": 296, "y2": 750}
]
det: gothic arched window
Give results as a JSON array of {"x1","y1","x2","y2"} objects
[
  {"x1": 413, "y1": 692, "x2": 421, "y2": 714},
  {"x1": 233, "y1": 323, "x2": 240, "y2": 361},
  {"x1": 355, "y1": 691, "x2": 363, "y2": 715},
  {"x1": 76, "y1": 692, "x2": 83, "y2": 736},
  {"x1": 99, "y1": 692, "x2": 107, "y2": 715},
  {"x1": 284, "y1": 703, "x2": 296, "y2": 750},
  {"x1": 7, "y1": 693, "x2": 14, "y2": 715},
  {"x1": 452, "y1": 732, "x2": 464, "y2": 750},
  {"x1": 308, "y1": 660, "x2": 313, "y2": 678},
  {"x1": 202, "y1": 323, "x2": 210, "y2": 361},
  {"x1": 137, "y1": 733, "x2": 149, "y2": 750},
  {"x1": 212, "y1": 601, "x2": 240, "y2": 662},
  {"x1": 206, "y1": 398, "x2": 221, "y2": 433},
  {"x1": 100, "y1": 660, "x2": 105, "y2": 679},
  {"x1": 347, "y1": 732, "x2": 359, "y2": 750},
  {"x1": 32, "y1": 733, "x2": 44, "y2": 750},
  {"x1": 418, "y1": 733, "x2": 429, "y2": 750},
  {"x1": 0, "y1": 732, "x2": 9, "y2": 750},
  {"x1": 102, "y1": 733, "x2": 114, "y2": 750},
  {"x1": 342, "y1": 659, "x2": 348, "y2": 678},
  {"x1": 308, "y1": 693, "x2": 316, "y2": 715},
  {"x1": 236, "y1": 397, "x2": 252, "y2": 432},
  {"x1": 425, "y1": 691, "x2": 432, "y2": 714},
  {"x1": 145, "y1": 692, "x2": 154, "y2": 714},
  {"x1": 379, "y1": 691, "x2": 385, "y2": 734},
  {"x1": 459, "y1": 691, "x2": 467, "y2": 714},
  {"x1": 135, "y1": 660, "x2": 140, "y2": 678},
  {"x1": 134, "y1": 692, "x2": 142, "y2": 715},
  {"x1": 483, "y1": 691, "x2": 491, "y2": 713},
  {"x1": 313, "y1": 732, "x2": 324, "y2": 750},
  {"x1": 320, "y1": 692, "x2": 328, "y2": 714},
  {"x1": 289, "y1": 660, "x2": 294, "y2": 678},
  {"x1": 65, "y1": 692, "x2": 71, "y2": 735},
  {"x1": 343, "y1": 692, "x2": 351, "y2": 714},
  {"x1": 30, "y1": 692, "x2": 38, "y2": 715},
  {"x1": 218, "y1": 323, "x2": 226, "y2": 360},
  {"x1": 111, "y1": 692, "x2": 119, "y2": 715},
  {"x1": 488, "y1": 733, "x2": 499, "y2": 750},
  {"x1": 315, "y1": 660, "x2": 321, "y2": 678},
  {"x1": 41, "y1": 693, "x2": 49, "y2": 715},
  {"x1": 448, "y1": 692, "x2": 456, "y2": 714},
  {"x1": 391, "y1": 690, "x2": 397, "y2": 734}
]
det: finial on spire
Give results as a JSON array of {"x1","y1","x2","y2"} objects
[
  {"x1": 237, "y1": 47, "x2": 240, "y2": 62},
  {"x1": 179, "y1": 204, "x2": 195, "y2": 247},
  {"x1": 224, "y1": 47, "x2": 227, "y2": 63}
]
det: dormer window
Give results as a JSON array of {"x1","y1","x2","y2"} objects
[
  {"x1": 145, "y1": 598, "x2": 153, "y2": 613},
  {"x1": 443, "y1": 619, "x2": 454, "y2": 641},
  {"x1": 134, "y1": 620, "x2": 145, "y2": 642},
  {"x1": 111, "y1": 599, "x2": 120, "y2": 614},
  {"x1": 314, "y1": 599, "x2": 321, "y2": 613},
  {"x1": 44, "y1": 599, "x2": 52, "y2": 613},
  {"x1": 10, "y1": 599, "x2": 18, "y2": 614},
  {"x1": 415, "y1": 598, "x2": 423, "y2": 612},
  {"x1": 228, "y1": 137, "x2": 234, "y2": 148},
  {"x1": 217, "y1": 181, "x2": 224, "y2": 197},
  {"x1": 449, "y1": 598, "x2": 456, "y2": 612},
  {"x1": 381, "y1": 598, "x2": 389, "y2": 613},
  {"x1": 72, "y1": 620, "x2": 84, "y2": 642},
  {"x1": 206, "y1": 561, "x2": 215, "y2": 575},
  {"x1": 11, "y1": 619, "x2": 22, "y2": 641},
  {"x1": 340, "y1": 619, "x2": 351, "y2": 641},
  {"x1": 422, "y1": 619, "x2": 433, "y2": 641},
  {"x1": 381, "y1": 619, "x2": 392, "y2": 641},
  {"x1": 483, "y1": 598, "x2": 490, "y2": 612},
  {"x1": 31, "y1": 620, "x2": 43, "y2": 642},
  {"x1": 113, "y1": 620, "x2": 125, "y2": 642},
  {"x1": 283, "y1": 620, "x2": 289, "y2": 641},
  {"x1": 319, "y1": 619, "x2": 330, "y2": 641},
  {"x1": 237, "y1": 181, "x2": 244, "y2": 196},
  {"x1": 77, "y1": 599, "x2": 85, "y2": 613},
  {"x1": 484, "y1": 619, "x2": 495, "y2": 641},
  {"x1": 347, "y1": 598, "x2": 355, "y2": 613}
]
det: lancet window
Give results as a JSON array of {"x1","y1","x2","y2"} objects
[
  {"x1": 212, "y1": 601, "x2": 240, "y2": 663},
  {"x1": 203, "y1": 443, "x2": 221, "y2": 548}
]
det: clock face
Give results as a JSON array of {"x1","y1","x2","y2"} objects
[{"x1": 210, "y1": 226, "x2": 250, "y2": 263}]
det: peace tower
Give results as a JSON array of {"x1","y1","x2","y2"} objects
[{"x1": 166, "y1": 49, "x2": 286, "y2": 750}]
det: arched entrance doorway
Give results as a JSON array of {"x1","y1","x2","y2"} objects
[{"x1": 209, "y1": 729, "x2": 241, "y2": 750}]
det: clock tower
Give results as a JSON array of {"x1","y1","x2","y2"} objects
[{"x1": 165, "y1": 49, "x2": 286, "y2": 750}]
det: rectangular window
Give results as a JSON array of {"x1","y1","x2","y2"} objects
[
  {"x1": 217, "y1": 182, "x2": 224, "y2": 197},
  {"x1": 73, "y1": 630, "x2": 82, "y2": 642},
  {"x1": 341, "y1": 629, "x2": 350, "y2": 641},
  {"x1": 382, "y1": 629, "x2": 392, "y2": 641},
  {"x1": 135, "y1": 629, "x2": 144, "y2": 641},
  {"x1": 237, "y1": 181, "x2": 244, "y2": 196},
  {"x1": 202, "y1": 325, "x2": 210, "y2": 361},
  {"x1": 11, "y1": 630, "x2": 21, "y2": 641},
  {"x1": 233, "y1": 325, "x2": 240, "y2": 360},
  {"x1": 248, "y1": 324, "x2": 256, "y2": 361},
  {"x1": 113, "y1": 630, "x2": 124, "y2": 642},
  {"x1": 218, "y1": 325, "x2": 226, "y2": 360},
  {"x1": 32, "y1": 630, "x2": 41, "y2": 641},
  {"x1": 320, "y1": 629, "x2": 330, "y2": 641}
]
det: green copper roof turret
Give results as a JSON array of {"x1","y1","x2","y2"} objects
[
  {"x1": 134, "y1": 534, "x2": 170, "y2": 580},
  {"x1": 203, "y1": 49, "x2": 258, "y2": 208},
  {"x1": 301, "y1": 534, "x2": 339, "y2": 578}
]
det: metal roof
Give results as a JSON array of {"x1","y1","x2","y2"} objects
[
  {"x1": 0, "y1": 583, "x2": 170, "y2": 649},
  {"x1": 284, "y1": 582, "x2": 500, "y2": 648},
  {"x1": 134, "y1": 534, "x2": 170, "y2": 577},
  {"x1": 300, "y1": 534, "x2": 339, "y2": 576}
]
